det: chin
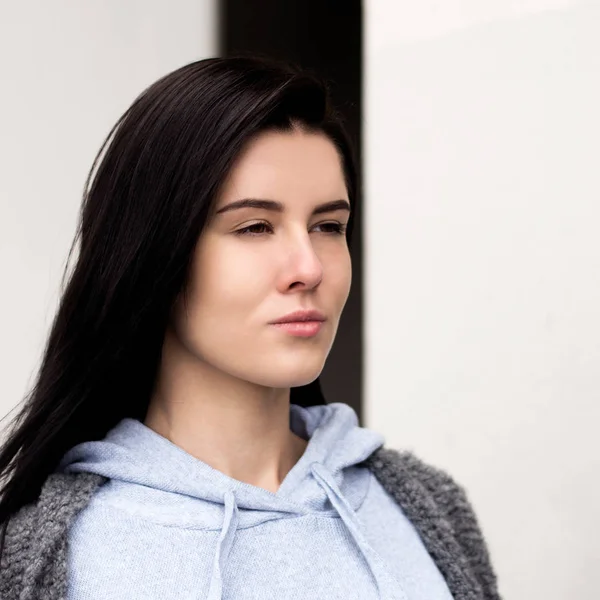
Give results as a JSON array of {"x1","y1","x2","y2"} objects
[
  {"x1": 262, "y1": 372, "x2": 321, "y2": 389},
  {"x1": 249, "y1": 361, "x2": 325, "y2": 390}
]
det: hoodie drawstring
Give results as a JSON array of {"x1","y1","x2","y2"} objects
[
  {"x1": 310, "y1": 463, "x2": 407, "y2": 600},
  {"x1": 206, "y1": 465, "x2": 406, "y2": 600},
  {"x1": 206, "y1": 491, "x2": 239, "y2": 600}
]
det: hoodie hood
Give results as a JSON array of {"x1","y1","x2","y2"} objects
[
  {"x1": 59, "y1": 402, "x2": 384, "y2": 522},
  {"x1": 58, "y1": 403, "x2": 406, "y2": 599}
]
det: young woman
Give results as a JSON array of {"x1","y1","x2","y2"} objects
[{"x1": 0, "y1": 57, "x2": 501, "y2": 600}]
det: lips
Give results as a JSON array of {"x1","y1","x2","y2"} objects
[
  {"x1": 270, "y1": 309, "x2": 326, "y2": 324},
  {"x1": 271, "y1": 320, "x2": 324, "y2": 337}
]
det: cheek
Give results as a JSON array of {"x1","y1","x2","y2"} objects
[
  {"x1": 185, "y1": 241, "x2": 269, "y2": 327},
  {"x1": 323, "y1": 246, "x2": 352, "y2": 305}
]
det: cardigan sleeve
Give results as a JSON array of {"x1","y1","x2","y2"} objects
[
  {"x1": 0, "y1": 503, "x2": 36, "y2": 600},
  {"x1": 0, "y1": 472, "x2": 106, "y2": 600}
]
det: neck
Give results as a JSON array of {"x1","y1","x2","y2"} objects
[{"x1": 144, "y1": 326, "x2": 308, "y2": 493}]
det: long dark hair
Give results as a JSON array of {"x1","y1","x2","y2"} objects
[{"x1": 0, "y1": 56, "x2": 357, "y2": 529}]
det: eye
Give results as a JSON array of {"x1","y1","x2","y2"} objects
[
  {"x1": 234, "y1": 221, "x2": 347, "y2": 237},
  {"x1": 313, "y1": 222, "x2": 347, "y2": 235},
  {"x1": 235, "y1": 222, "x2": 273, "y2": 236}
]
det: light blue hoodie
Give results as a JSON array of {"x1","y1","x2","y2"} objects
[{"x1": 58, "y1": 402, "x2": 453, "y2": 600}]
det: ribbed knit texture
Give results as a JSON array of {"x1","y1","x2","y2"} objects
[
  {"x1": 0, "y1": 472, "x2": 105, "y2": 600},
  {"x1": 0, "y1": 446, "x2": 501, "y2": 600},
  {"x1": 363, "y1": 449, "x2": 501, "y2": 600}
]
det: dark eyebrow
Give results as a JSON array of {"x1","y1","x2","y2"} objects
[{"x1": 215, "y1": 198, "x2": 351, "y2": 216}]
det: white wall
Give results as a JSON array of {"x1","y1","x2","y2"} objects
[
  {"x1": 0, "y1": 1, "x2": 216, "y2": 425},
  {"x1": 365, "y1": 2, "x2": 600, "y2": 599}
]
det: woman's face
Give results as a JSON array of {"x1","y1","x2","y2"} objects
[{"x1": 171, "y1": 127, "x2": 352, "y2": 389}]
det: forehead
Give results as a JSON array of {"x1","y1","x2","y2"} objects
[{"x1": 216, "y1": 129, "x2": 347, "y2": 207}]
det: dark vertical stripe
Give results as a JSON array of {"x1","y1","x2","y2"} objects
[{"x1": 219, "y1": 0, "x2": 364, "y2": 422}]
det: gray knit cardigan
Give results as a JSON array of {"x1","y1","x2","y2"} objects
[{"x1": 0, "y1": 447, "x2": 502, "y2": 600}]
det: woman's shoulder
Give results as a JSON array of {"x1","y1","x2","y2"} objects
[
  {"x1": 9, "y1": 471, "x2": 106, "y2": 523},
  {"x1": 364, "y1": 445, "x2": 488, "y2": 536},
  {"x1": 3, "y1": 471, "x2": 106, "y2": 535},
  {"x1": 365, "y1": 445, "x2": 471, "y2": 500},
  {"x1": 364, "y1": 446, "x2": 502, "y2": 600},
  {"x1": 0, "y1": 471, "x2": 106, "y2": 599}
]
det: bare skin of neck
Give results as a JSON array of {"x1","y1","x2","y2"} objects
[{"x1": 144, "y1": 326, "x2": 309, "y2": 494}]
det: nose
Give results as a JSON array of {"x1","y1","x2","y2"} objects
[{"x1": 277, "y1": 231, "x2": 324, "y2": 292}]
